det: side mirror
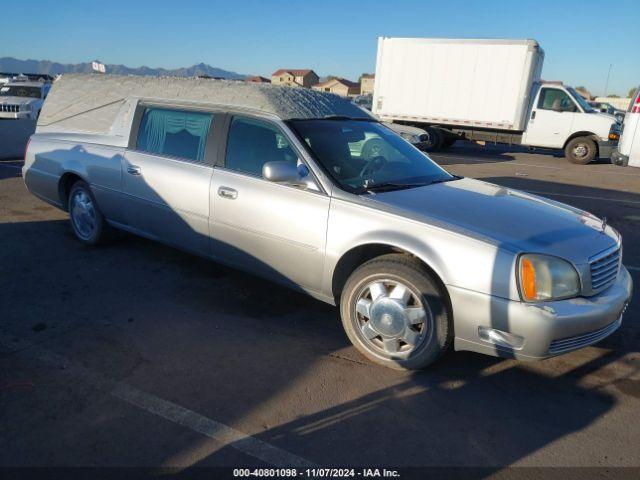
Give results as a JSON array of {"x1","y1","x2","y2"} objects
[{"x1": 263, "y1": 161, "x2": 310, "y2": 188}]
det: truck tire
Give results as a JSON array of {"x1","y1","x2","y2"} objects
[
  {"x1": 423, "y1": 127, "x2": 444, "y2": 151},
  {"x1": 67, "y1": 180, "x2": 109, "y2": 245},
  {"x1": 442, "y1": 137, "x2": 457, "y2": 148},
  {"x1": 565, "y1": 137, "x2": 597, "y2": 164},
  {"x1": 340, "y1": 254, "x2": 452, "y2": 370}
]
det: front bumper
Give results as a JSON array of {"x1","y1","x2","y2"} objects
[
  {"x1": 597, "y1": 139, "x2": 617, "y2": 159},
  {"x1": 611, "y1": 149, "x2": 629, "y2": 166},
  {"x1": 0, "y1": 111, "x2": 31, "y2": 120},
  {"x1": 451, "y1": 266, "x2": 633, "y2": 360}
]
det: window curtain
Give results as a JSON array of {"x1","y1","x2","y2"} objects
[{"x1": 139, "y1": 108, "x2": 212, "y2": 161}]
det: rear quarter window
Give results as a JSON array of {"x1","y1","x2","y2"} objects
[{"x1": 136, "y1": 107, "x2": 213, "y2": 162}]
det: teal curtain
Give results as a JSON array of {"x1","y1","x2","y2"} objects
[{"x1": 138, "y1": 108, "x2": 212, "y2": 161}]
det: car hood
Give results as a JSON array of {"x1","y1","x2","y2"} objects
[{"x1": 365, "y1": 177, "x2": 619, "y2": 264}]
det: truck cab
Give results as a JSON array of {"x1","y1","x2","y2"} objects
[{"x1": 522, "y1": 82, "x2": 620, "y2": 163}]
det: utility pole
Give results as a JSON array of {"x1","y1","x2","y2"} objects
[{"x1": 604, "y1": 63, "x2": 612, "y2": 97}]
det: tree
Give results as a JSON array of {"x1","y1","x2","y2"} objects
[
  {"x1": 608, "y1": 94, "x2": 620, "y2": 98},
  {"x1": 629, "y1": 87, "x2": 638, "y2": 98}
]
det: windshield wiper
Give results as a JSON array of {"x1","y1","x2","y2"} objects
[
  {"x1": 361, "y1": 181, "x2": 430, "y2": 193},
  {"x1": 429, "y1": 175, "x2": 463, "y2": 184},
  {"x1": 361, "y1": 175, "x2": 462, "y2": 193}
]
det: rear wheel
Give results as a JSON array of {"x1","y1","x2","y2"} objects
[
  {"x1": 441, "y1": 137, "x2": 457, "y2": 148},
  {"x1": 422, "y1": 127, "x2": 444, "y2": 151},
  {"x1": 340, "y1": 254, "x2": 452, "y2": 370},
  {"x1": 565, "y1": 136, "x2": 597, "y2": 164},
  {"x1": 68, "y1": 180, "x2": 108, "y2": 245}
]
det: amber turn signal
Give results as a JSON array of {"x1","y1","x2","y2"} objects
[{"x1": 520, "y1": 258, "x2": 537, "y2": 301}]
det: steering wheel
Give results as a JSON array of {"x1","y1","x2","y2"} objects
[{"x1": 358, "y1": 155, "x2": 387, "y2": 178}]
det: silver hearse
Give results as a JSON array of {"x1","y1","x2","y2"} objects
[{"x1": 23, "y1": 74, "x2": 632, "y2": 369}]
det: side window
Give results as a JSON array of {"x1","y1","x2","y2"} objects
[
  {"x1": 137, "y1": 107, "x2": 212, "y2": 162},
  {"x1": 537, "y1": 88, "x2": 577, "y2": 112},
  {"x1": 225, "y1": 117, "x2": 297, "y2": 177}
]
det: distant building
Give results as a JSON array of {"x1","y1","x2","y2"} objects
[
  {"x1": 360, "y1": 74, "x2": 375, "y2": 95},
  {"x1": 271, "y1": 69, "x2": 319, "y2": 88},
  {"x1": 312, "y1": 77, "x2": 360, "y2": 97},
  {"x1": 246, "y1": 75, "x2": 271, "y2": 83}
]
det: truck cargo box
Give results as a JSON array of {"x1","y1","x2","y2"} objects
[{"x1": 373, "y1": 38, "x2": 544, "y2": 132}]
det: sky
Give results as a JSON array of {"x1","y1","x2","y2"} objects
[{"x1": 1, "y1": 0, "x2": 638, "y2": 97}]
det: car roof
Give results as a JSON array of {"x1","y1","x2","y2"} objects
[{"x1": 39, "y1": 74, "x2": 374, "y2": 134}]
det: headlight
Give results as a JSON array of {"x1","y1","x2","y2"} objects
[
  {"x1": 517, "y1": 254, "x2": 580, "y2": 302},
  {"x1": 399, "y1": 132, "x2": 421, "y2": 144},
  {"x1": 21, "y1": 104, "x2": 32, "y2": 112}
]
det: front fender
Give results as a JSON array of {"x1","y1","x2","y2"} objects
[{"x1": 323, "y1": 199, "x2": 519, "y2": 301}]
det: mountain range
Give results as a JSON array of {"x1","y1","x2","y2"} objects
[{"x1": 0, "y1": 57, "x2": 247, "y2": 80}]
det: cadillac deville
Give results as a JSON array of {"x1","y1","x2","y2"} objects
[{"x1": 23, "y1": 74, "x2": 632, "y2": 369}]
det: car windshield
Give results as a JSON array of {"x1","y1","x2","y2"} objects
[
  {"x1": 0, "y1": 85, "x2": 41, "y2": 98},
  {"x1": 289, "y1": 119, "x2": 455, "y2": 193},
  {"x1": 567, "y1": 87, "x2": 594, "y2": 113}
]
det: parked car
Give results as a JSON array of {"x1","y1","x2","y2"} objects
[
  {"x1": 373, "y1": 38, "x2": 621, "y2": 164},
  {"x1": 352, "y1": 94, "x2": 432, "y2": 148},
  {"x1": 612, "y1": 87, "x2": 640, "y2": 168},
  {"x1": 589, "y1": 101, "x2": 625, "y2": 123},
  {"x1": 24, "y1": 74, "x2": 632, "y2": 370},
  {"x1": 0, "y1": 78, "x2": 51, "y2": 119}
]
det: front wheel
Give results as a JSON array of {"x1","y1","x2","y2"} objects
[
  {"x1": 68, "y1": 180, "x2": 108, "y2": 245},
  {"x1": 565, "y1": 136, "x2": 597, "y2": 164},
  {"x1": 340, "y1": 254, "x2": 453, "y2": 370}
]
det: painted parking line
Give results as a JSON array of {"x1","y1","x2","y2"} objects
[{"x1": 0, "y1": 335, "x2": 316, "y2": 468}]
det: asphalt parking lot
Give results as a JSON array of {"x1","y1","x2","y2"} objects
[{"x1": 1, "y1": 143, "x2": 639, "y2": 472}]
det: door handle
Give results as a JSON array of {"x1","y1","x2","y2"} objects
[
  {"x1": 531, "y1": 111, "x2": 537, "y2": 120},
  {"x1": 218, "y1": 186, "x2": 238, "y2": 199},
  {"x1": 127, "y1": 164, "x2": 141, "y2": 175}
]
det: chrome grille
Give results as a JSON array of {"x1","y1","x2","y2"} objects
[
  {"x1": 590, "y1": 246, "x2": 621, "y2": 293},
  {"x1": 0, "y1": 104, "x2": 20, "y2": 112},
  {"x1": 548, "y1": 316, "x2": 622, "y2": 354}
]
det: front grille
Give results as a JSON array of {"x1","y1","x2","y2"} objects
[
  {"x1": 590, "y1": 246, "x2": 621, "y2": 293},
  {"x1": 548, "y1": 316, "x2": 622, "y2": 354},
  {"x1": 0, "y1": 104, "x2": 20, "y2": 112}
]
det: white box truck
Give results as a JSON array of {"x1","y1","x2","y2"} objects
[{"x1": 373, "y1": 38, "x2": 621, "y2": 164}]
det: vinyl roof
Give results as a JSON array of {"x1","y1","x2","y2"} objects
[{"x1": 38, "y1": 74, "x2": 374, "y2": 134}]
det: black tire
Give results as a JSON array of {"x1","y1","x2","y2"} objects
[
  {"x1": 441, "y1": 137, "x2": 457, "y2": 148},
  {"x1": 423, "y1": 127, "x2": 444, "y2": 151},
  {"x1": 67, "y1": 180, "x2": 108, "y2": 245},
  {"x1": 564, "y1": 136, "x2": 597, "y2": 164},
  {"x1": 340, "y1": 254, "x2": 453, "y2": 370}
]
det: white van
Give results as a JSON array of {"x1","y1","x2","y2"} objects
[{"x1": 612, "y1": 87, "x2": 640, "y2": 168}]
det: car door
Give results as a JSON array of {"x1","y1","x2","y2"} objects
[
  {"x1": 523, "y1": 87, "x2": 577, "y2": 148},
  {"x1": 122, "y1": 105, "x2": 217, "y2": 255},
  {"x1": 209, "y1": 115, "x2": 330, "y2": 292}
]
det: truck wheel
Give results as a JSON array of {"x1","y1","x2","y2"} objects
[
  {"x1": 340, "y1": 254, "x2": 452, "y2": 370},
  {"x1": 423, "y1": 127, "x2": 444, "y2": 151},
  {"x1": 565, "y1": 137, "x2": 597, "y2": 164},
  {"x1": 68, "y1": 180, "x2": 108, "y2": 245},
  {"x1": 442, "y1": 137, "x2": 457, "y2": 148}
]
